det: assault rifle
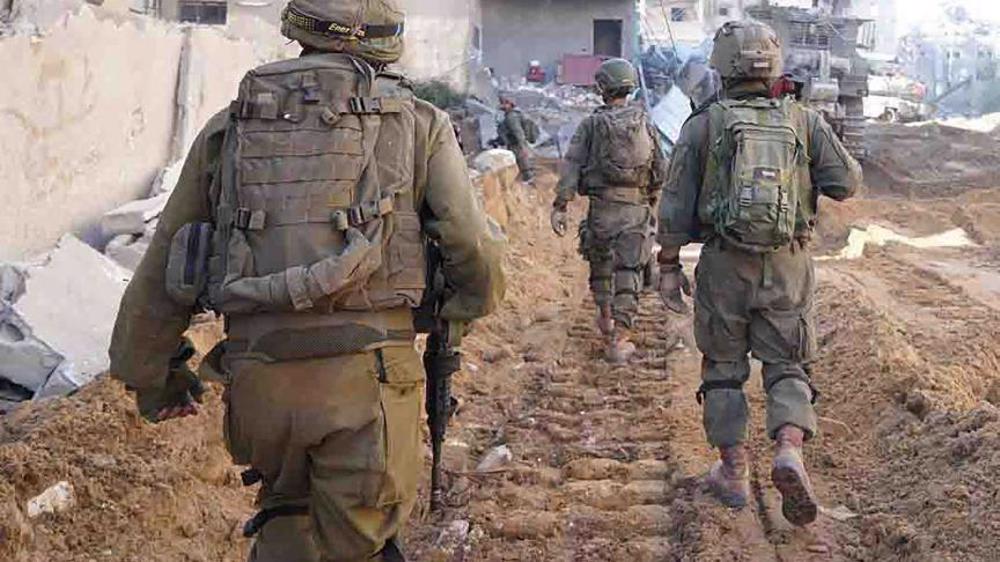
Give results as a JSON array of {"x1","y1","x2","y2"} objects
[{"x1": 413, "y1": 242, "x2": 461, "y2": 512}]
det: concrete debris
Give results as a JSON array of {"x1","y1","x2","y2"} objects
[
  {"x1": 0, "y1": 263, "x2": 26, "y2": 303},
  {"x1": 100, "y1": 192, "x2": 169, "y2": 237},
  {"x1": 0, "y1": 305, "x2": 64, "y2": 392},
  {"x1": 104, "y1": 234, "x2": 150, "y2": 271},
  {"x1": 473, "y1": 149, "x2": 517, "y2": 175},
  {"x1": 10, "y1": 235, "x2": 130, "y2": 399},
  {"x1": 26, "y1": 481, "x2": 75, "y2": 519},
  {"x1": 476, "y1": 444, "x2": 514, "y2": 473}
]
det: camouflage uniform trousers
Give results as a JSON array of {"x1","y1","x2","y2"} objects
[
  {"x1": 224, "y1": 346, "x2": 424, "y2": 562},
  {"x1": 694, "y1": 239, "x2": 819, "y2": 447},
  {"x1": 582, "y1": 199, "x2": 653, "y2": 329},
  {"x1": 513, "y1": 146, "x2": 535, "y2": 182}
]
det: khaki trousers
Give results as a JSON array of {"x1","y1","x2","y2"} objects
[{"x1": 224, "y1": 346, "x2": 424, "y2": 562}]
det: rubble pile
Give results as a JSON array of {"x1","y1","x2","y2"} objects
[
  {"x1": 0, "y1": 159, "x2": 184, "y2": 414},
  {"x1": 0, "y1": 236, "x2": 131, "y2": 413}
]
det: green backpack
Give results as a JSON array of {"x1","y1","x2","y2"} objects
[{"x1": 705, "y1": 97, "x2": 809, "y2": 252}]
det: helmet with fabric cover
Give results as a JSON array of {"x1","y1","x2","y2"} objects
[
  {"x1": 595, "y1": 58, "x2": 638, "y2": 98},
  {"x1": 710, "y1": 21, "x2": 783, "y2": 80},
  {"x1": 281, "y1": 0, "x2": 405, "y2": 64}
]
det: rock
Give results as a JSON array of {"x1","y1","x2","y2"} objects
[
  {"x1": 476, "y1": 444, "x2": 513, "y2": 473},
  {"x1": 0, "y1": 305, "x2": 65, "y2": 393},
  {"x1": 26, "y1": 481, "x2": 75, "y2": 518},
  {"x1": 820, "y1": 505, "x2": 860, "y2": 522},
  {"x1": 13, "y1": 235, "x2": 131, "y2": 396},
  {"x1": 104, "y1": 235, "x2": 150, "y2": 271},
  {"x1": 472, "y1": 149, "x2": 517, "y2": 175},
  {"x1": 0, "y1": 264, "x2": 27, "y2": 303},
  {"x1": 149, "y1": 160, "x2": 184, "y2": 197},
  {"x1": 100, "y1": 192, "x2": 170, "y2": 236},
  {"x1": 435, "y1": 519, "x2": 471, "y2": 548}
]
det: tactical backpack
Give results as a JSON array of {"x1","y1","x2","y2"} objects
[
  {"x1": 592, "y1": 104, "x2": 655, "y2": 186},
  {"x1": 166, "y1": 53, "x2": 426, "y2": 315},
  {"x1": 705, "y1": 97, "x2": 809, "y2": 252}
]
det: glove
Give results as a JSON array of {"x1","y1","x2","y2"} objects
[
  {"x1": 658, "y1": 264, "x2": 693, "y2": 314},
  {"x1": 550, "y1": 208, "x2": 568, "y2": 237},
  {"x1": 135, "y1": 338, "x2": 206, "y2": 423}
]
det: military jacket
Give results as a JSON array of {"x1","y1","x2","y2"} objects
[{"x1": 110, "y1": 74, "x2": 506, "y2": 393}]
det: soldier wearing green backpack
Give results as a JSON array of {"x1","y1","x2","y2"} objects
[{"x1": 657, "y1": 21, "x2": 862, "y2": 525}]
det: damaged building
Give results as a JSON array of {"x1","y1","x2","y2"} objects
[{"x1": 483, "y1": 0, "x2": 638, "y2": 85}]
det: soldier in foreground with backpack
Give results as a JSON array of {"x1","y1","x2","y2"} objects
[
  {"x1": 497, "y1": 96, "x2": 538, "y2": 183},
  {"x1": 550, "y1": 58, "x2": 667, "y2": 362},
  {"x1": 657, "y1": 21, "x2": 861, "y2": 525},
  {"x1": 108, "y1": 1, "x2": 506, "y2": 560}
]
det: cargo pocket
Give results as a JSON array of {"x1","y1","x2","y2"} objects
[
  {"x1": 165, "y1": 222, "x2": 212, "y2": 306},
  {"x1": 374, "y1": 347, "x2": 424, "y2": 508},
  {"x1": 797, "y1": 312, "x2": 817, "y2": 363},
  {"x1": 222, "y1": 374, "x2": 252, "y2": 465}
]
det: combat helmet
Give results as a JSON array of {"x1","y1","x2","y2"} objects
[
  {"x1": 710, "y1": 21, "x2": 783, "y2": 80},
  {"x1": 281, "y1": 0, "x2": 405, "y2": 64},
  {"x1": 595, "y1": 58, "x2": 639, "y2": 98}
]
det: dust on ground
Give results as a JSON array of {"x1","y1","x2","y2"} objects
[{"x1": 3, "y1": 165, "x2": 1000, "y2": 561}]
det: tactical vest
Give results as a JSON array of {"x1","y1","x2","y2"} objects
[
  {"x1": 586, "y1": 103, "x2": 656, "y2": 190},
  {"x1": 166, "y1": 53, "x2": 426, "y2": 354},
  {"x1": 701, "y1": 97, "x2": 813, "y2": 252}
]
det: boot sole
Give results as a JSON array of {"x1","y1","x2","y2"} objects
[{"x1": 771, "y1": 465, "x2": 818, "y2": 526}]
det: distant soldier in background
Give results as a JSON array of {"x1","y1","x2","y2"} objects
[
  {"x1": 497, "y1": 96, "x2": 538, "y2": 183},
  {"x1": 550, "y1": 58, "x2": 667, "y2": 362},
  {"x1": 657, "y1": 21, "x2": 862, "y2": 525}
]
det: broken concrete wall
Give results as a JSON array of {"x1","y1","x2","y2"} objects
[
  {"x1": 171, "y1": 25, "x2": 295, "y2": 159},
  {"x1": 0, "y1": 7, "x2": 184, "y2": 260},
  {"x1": 0, "y1": 5, "x2": 293, "y2": 261},
  {"x1": 398, "y1": 0, "x2": 483, "y2": 90}
]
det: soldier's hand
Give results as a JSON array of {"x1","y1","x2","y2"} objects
[
  {"x1": 135, "y1": 338, "x2": 206, "y2": 423},
  {"x1": 658, "y1": 264, "x2": 693, "y2": 314},
  {"x1": 550, "y1": 208, "x2": 569, "y2": 237}
]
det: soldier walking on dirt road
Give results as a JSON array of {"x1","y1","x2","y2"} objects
[
  {"x1": 108, "y1": 1, "x2": 506, "y2": 560},
  {"x1": 497, "y1": 96, "x2": 538, "y2": 184},
  {"x1": 551, "y1": 58, "x2": 667, "y2": 363},
  {"x1": 656, "y1": 21, "x2": 862, "y2": 525}
]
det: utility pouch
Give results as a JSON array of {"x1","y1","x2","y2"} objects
[{"x1": 166, "y1": 222, "x2": 213, "y2": 307}]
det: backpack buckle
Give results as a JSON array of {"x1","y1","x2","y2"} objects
[{"x1": 349, "y1": 97, "x2": 382, "y2": 114}]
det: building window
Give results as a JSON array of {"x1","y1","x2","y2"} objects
[
  {"x1": 179, "y1": 1, "x2": 227, "y2": 25},
  {"x1": 670, "y1": 7, "x2": 687, "y2": 22},
  {"x1": 719, "y1": 7, "x2": 730, "y2": 17}
]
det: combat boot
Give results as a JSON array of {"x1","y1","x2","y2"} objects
[
  {"x1": 771, "y1": 425, "x2": 819, "y2": 526},
  {"x1": 605, "y1": 329, "x2": 636, "y2": 363},
  {"x1": 596, "y1": 304, "x2": 614, "y2": 336},
  {"x1": 706, "y1": 445, "x2": 750, "y2": 508}
]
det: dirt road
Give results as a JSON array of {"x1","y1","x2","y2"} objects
[{"x1": 2, "y1": 170, "x2": 1000, "y2": 561}]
